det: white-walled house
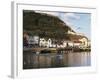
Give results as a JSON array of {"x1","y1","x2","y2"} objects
[
  {"x1": 23, "y1": 33, "x2": 90, "y2": 49},
  {"x1": 67, "y1": 41, "x2": 73, "y2": 47},
  {"x1": 68, "y1": 30, "x2": 76, "y2": 35},
  {"x1": 39, "y1": 38, "x2": 69, "y2": 48},
  {"x1": 39, "y1": 38, "x2": 53, "y2": 47},
  {"x1": 79, "y1": 37, "x2": 88, "y2": 47},
  {"x1": 73, "y1": 41, "x2": 82, "y2": 47},
  {"x1": 27, "y1": 36, "x2": 39, "y2": 45},
  {"x1": 56, "y1": 41, "x2": 68, "y2": 48},
  {"x1": 47, "y1": 38, "x2": 52, "y2": 48},
  {"x1": 39, "y1": 38, "x2": 46, "y2": 47},
  {"x1": 23, "y1": 31, "x2": 90, "y2": 48}
]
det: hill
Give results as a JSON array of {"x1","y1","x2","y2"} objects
[{"x1": 23, "y1": 10, "x2": 73, "y2": 40}]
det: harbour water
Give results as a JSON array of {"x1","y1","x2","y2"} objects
[{"x1": 23, "y1": 51, "x2": 91, "y2": 69}]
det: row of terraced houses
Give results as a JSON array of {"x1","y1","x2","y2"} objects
[{"x1": 23, "y1": 29, "x2": 90, "y2": 49}]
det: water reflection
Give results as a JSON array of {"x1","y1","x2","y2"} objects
[
  {"x1": 23, "y1": 51, "x2": 91, "y2": 69},
  {"x1": 64, "y1": 52, "x2": 91, "y2": 67}
]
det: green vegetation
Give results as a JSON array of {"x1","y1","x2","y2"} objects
[{"x1": 23, "y1": 10, "x2": 72, "y2": 40}]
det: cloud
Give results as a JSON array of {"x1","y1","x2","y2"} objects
[
  {"x1": 35, "y1": 11, "x2": 80, "y2": 29},
  {"x1": 58, "y1": 13, "x2": 72, "y2": 26},
  {"x1": 64, "y1": 13, "x2": 80, "y2": 20},
  {"x1": 58, "y1": 13, "x2": 81, "y2": 31}
]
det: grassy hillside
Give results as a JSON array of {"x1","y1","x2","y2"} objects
[{"x1": 23, "y1": 10, "x2": 73, "y2": 40}]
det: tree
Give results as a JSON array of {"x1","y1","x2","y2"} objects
[{"x1": 23, "y1": 10, "x2": 72, "y2": 40}]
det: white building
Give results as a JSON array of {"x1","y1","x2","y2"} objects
[
  {"x1": 39, "y1": 38, "x2": 52, "y2": 47},
  {"x1": 79, "y1": 37, "x2": 88, "y2": 47},
  {"x1": 56, "y1": 41, "x2": 67, "y2": 48},
  {"x1": 67, "y1": 41, "x2": 73, "y2": 47},
  {"x1": 39, "y1": 38, "x2": 68, "y2": 48},
  {"x1": 73, "y1": 41, "x2": 82, "y2": 47},
  {"x1": 68, "y1": 30, "x2": 76, "y2": 35},
  {"x1": 28, "y1": 36, "x2": 39, "y2": 45},
  {"x1": 47, "y1": 38, "x2": 52, "y2": 48}
]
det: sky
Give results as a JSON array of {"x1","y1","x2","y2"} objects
[{"x1": 35, "y1": 11, "x2": 91, "y2": 40}]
